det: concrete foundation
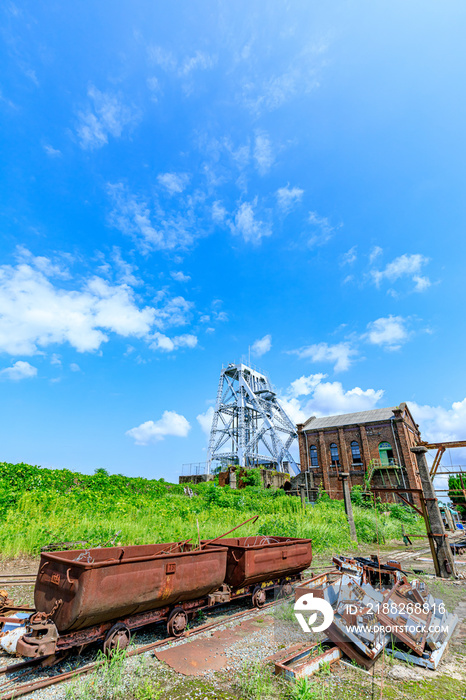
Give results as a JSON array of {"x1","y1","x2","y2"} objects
[{"x1": 179, "y1": 474, "x2": 214, "y2": 485}]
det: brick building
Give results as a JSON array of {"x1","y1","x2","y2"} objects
[{"x1": 296, "y1": 403, "x2": 422, "y2": 503}]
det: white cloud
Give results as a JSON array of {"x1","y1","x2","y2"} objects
[
  {"x1": 179, "y1": 51, "x2": 215, "y2": 77},
  {"x1": 212, "y1": 201, "x2": 227, "y2": 224},
  {"x1": 70, "y1": 363, "x2": 81, "y2": 372},
  {"x1": 126, "y1": 410, "x2": 191, "y2": 445},
  {"x1": 369, "y1": 246, "x2": 383, "y2": 264},
  {"x1": 276, "y1": 185, "x2": 304, "y2": 212},
  {"x1": 230, "y1": 199, "x2": 271, "y2": 244},
  {"x1": 413, "y1": 275, "x2": 432, "y2": 292},
  {"x1": 223, "y1": 138, "x2": 250, "y2": 169},
  {"x1": 23, "y1": 67, "x2": 39, "y2": 86},
  {"x1": 251, "y1": 334, "x2": 272, "y2": 357},
  {"x1": 253, "y1": 131, "x2": 274, "y2": 175},
  {"x1": 0, "y1": 360, "x2": 37, "y2": 381},
  {"x1": 50, "y1": 354, "x2": 61, "y2": 366},
  {"x1": 149, "y1": 332, "x2": 197, "y2": 352},
  {"x1": 170, "y1": 271, "x2": 191, "y2": 283},
  {"x1": 307, "y1": 211, "x2": 338, "y2": 247},
  {"x1": 280, "y1": 373, "x2": 384, "y2": 425},
  {"x1": 290, "y1": 341, "x2": 356, "y2": 372},
  {"x1": 365, "y1": 315, "x2": 409, "y2": 350},
  {"x1": 409, "y1": 398, "x2": 466, "y2": 489},
  {"x1": 148, "y1": 46, "x2": 177, "y2": 71},
  {"x1": 147, "y1": 76, "x2": 160, "y2": 100},
  {"x1": 110, "y1": 247, "x2": 141, "y2": 287},
  {"x1": 148, "y1": 46, "x2": 215, "y2": 84},
  {"x1": 341, "y1": 246, "x2": 357, "y2": 266},
  {"x1": 288, "y1": 374, "x2": 327, "y2": 398},
  {"x1": 0, "y1": 88, "x2": 16, "y2": 110},
  {"x1": 107, "y1": 183, "x2": 197, "y2": 252},
  {"x1": 242, "y1": 41, "x2": 327, "y2": 114},
  {"x1": 0, "y1": 253, "x2": 195, "y2": 356},
  {"x1": 408, "y1": 398, "x2": 466, "y2": 444},
  {"x1": 76, "y1": 85, "x2": 138, "y2": 150},
  {"x1": 152, "y1": 294, "x2": 193, "y2": 329},
  {"x1": 157, "y1": 172, "x2": 189, "y2": 195},
  {"x1": 43, "y1": 144, "x2": 61, "y2": 157},
  {"x1": 197, "y1": 406, "x2": 214, "y2": 436},
  {"x1": 15, "y1": 246, "x2": 70, "y2": 279},
  {"x1": 371, "y1": 253, "x2": 431, "y2": 291}
]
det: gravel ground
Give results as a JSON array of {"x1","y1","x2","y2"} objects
[
  {"x1": 2, "y1": 545, "x2": 465, "y2": 700},
  {"x1": 0, "y1": 587, "x2": 302, "y2": 699}
]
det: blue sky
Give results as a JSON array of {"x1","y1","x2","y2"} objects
[{"x1": 1, "y1": 1, "x2": 465, "y2": 481}]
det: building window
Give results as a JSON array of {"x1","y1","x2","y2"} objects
[
  {"x1": 309, "y1": 445, "x2": 318, "y2": 467},
  {"x1": 379, "y1": 441, "x2": 394, "y2": 466},
  {"x1": 330, "y1": 443, "x2": 340, "y2": 466},
  {"x1": 350, "y1": 441, "x2": 362, "y2": 465}
]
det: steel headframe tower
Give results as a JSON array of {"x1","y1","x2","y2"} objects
[{"x1": 207, "y1": 363, "x2": 299, "y2": 475}]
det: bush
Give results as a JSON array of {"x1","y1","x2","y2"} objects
[{"x1": 0, "y1": 461, "x2": 426, "y2": 556}]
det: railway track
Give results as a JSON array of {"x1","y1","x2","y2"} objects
[
  {"x1": 0, "y1": 538, "x2": 456, "y2": 699},
  {"x1": 0, "y1": 591, "x2": 295, "y2": 699}
]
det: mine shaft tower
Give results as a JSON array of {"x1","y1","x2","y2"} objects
[{"x1": 207, "y1": 363, "x2": 299, "y2": 475}]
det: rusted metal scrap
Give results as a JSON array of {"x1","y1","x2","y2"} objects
[
  {"x1": 332, "y1": 554, "x2": 407, "y2": 588},
  {"x1": 330, "y1": 578, "x2": 392, "y2": 664},
  {"x1": 295, "y1": 555, "x2": 458, "y2": 671},
  {"x1": 274, "y1": 641, "x2": 342, "y2": 680},
  {"x1": 380, "y1": 578, "x2": 459, "y2": 669}
]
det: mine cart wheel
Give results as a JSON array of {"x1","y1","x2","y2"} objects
[
  {"x1": 252, "y1": 586, "x2": 266, "y2": 608},
  {"x1": 278, "y1": 582, "x2": 293, "y2": 598},
  {"x1": 167, "y1": 607, "x2": 188, "y2": 637},
  {"x1": 103, "y1": 623, "x2": 131, "y2": 657}
]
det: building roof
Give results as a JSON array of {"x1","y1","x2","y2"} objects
[{"x1": 302, "y1": 406, "x2": 399, "y2": 431}]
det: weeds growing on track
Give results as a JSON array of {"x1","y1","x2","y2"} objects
[{"x1": 0, "y1": 462, "x2": 425, "y2": 556}]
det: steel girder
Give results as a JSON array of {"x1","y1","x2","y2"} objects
[{"x1": 206, "y1": 363, "x2": 299, "y2": 474}]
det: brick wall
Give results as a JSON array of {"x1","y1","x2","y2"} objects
[{"x1": 297, "y1": 406, "x2": 422, "y2": 504}]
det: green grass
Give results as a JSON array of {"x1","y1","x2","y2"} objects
[{"x1": 0, "y1": 462, "x2": 426, "y2": 556}]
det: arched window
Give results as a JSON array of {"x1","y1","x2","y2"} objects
[
  {"x1": 379, "y1": 441, "x2": 394, "y2": 466},
  {"x1": 351, "y1": 441, "x2": 362, "y2": 465},
  {"x1": 309, "y1": 445, "x2": 318, "y2": 467},
  {"x1": 330, "y1": 443, "x2": 340, "y2": 466}
]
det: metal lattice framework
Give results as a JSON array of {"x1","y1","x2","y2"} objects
[{"x1": 206, "y1": 363, "x2": 299, "y2": 475}]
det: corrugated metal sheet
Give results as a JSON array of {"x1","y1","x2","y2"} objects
[{"x1": 303, "y1": 407, "x2": 398, "y2": 431}]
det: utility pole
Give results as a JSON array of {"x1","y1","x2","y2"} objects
[
  {"x1": 411, "y1": 446, "x2": 456, "y2": 578},
  {"x1": 299, "y1": 484, "x2": 306, "y2": 509},
  {"x1": 340, "y1": 472, "x2": 358, "y2": 543}
]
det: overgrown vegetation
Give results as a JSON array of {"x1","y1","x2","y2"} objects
[
  {"x1": 0, "y1": 462, "x2": 425, "y2": 556},
  {"x1": 448, "y1": 475, "x2": 466, "y2": 518}
]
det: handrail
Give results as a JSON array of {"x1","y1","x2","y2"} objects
[{"x1": 198, "y1": 515, "x2": 259, "y2": 549}]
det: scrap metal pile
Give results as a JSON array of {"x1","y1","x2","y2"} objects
[{"x1": 294, "y1": 554, "x2": 459, "y2": 671}]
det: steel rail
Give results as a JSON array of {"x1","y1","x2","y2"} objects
[
  {"x1": 0, "y1": 540, "x2": 443, "y2": 699},
  {"x1": 0, "y1": 591, "x2": 296, "y2": 700}
]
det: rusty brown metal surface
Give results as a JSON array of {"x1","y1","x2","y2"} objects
[
  {"x1": 155, "y1": 616, "x2": 272, "y2": 675},
  {"x1": 34, "y1": 542, "x2": 228, "y2": 632},
  {"x1": 4, "y1": 590, "x2": 289, "y2": 699},
  {"x1": 274, "y1": 642, "x2": 342, "y2": 679},
  {"x1": 325, "y1": 623, "x2": 376, "y2": 669},
  {"x1": 204, "y1": 536, "x2": 312, "y2": 588}
]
